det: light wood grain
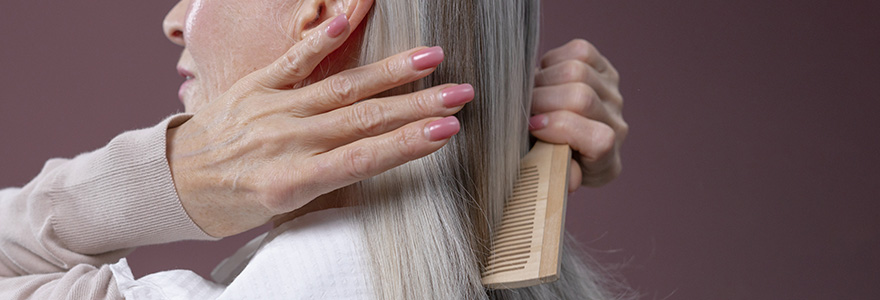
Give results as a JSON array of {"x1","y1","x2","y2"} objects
[{"x1": 482, "y1": 141, "x2": 571, "y2": 289}]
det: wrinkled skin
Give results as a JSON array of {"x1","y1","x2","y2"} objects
[
  {"x1": 530, "y1": 39, "x2": 628, "y2": 191},
  {"x1": 161, "y1": 0, "x2": 626, "y2": 236}
]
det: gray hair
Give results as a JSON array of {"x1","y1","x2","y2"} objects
[{"x1": 344, "y1": 0, "x2": 636, "y2": 298}]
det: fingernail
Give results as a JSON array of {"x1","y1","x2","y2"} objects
[
  {"x1": 411, "y1": 47, "x2": 444, "y2": 70},
  {"x1": 441, "y1": 84, "x2": 475, "y2": 107},
  {"x1": 529, "y1": 114, "x2": 548, "y2": 130},
  {"x1": 326, "y1": 15, "x2": 349, "y2": 38},
  {"x1": 425, "y1": 116, "x2": 460, "y2": 141}
]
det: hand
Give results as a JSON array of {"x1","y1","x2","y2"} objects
[
  {"x1": 529, "y1": 39, "x2": 628, "y2": 191},
  {"x1": 167, "y1": 17, "x2": 474, "y2": 237}
]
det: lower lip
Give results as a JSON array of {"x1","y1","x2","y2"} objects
[{"x1": 178, "y1": 79, "x2": 193, "y2": 104}]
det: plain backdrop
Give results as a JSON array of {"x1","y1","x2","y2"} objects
[{"x1": 2, "y1": 1, "x2": 878, "y2": 299}]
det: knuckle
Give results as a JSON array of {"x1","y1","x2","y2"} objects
[
  {"x1": 569, "y1": 83, "x2": 596, "y2": 113},
  {"x1": 562, "y1": 60, "x2": 588, "y2": 82},
  {"x1": 410, "y1": 90, "x2": 437, "y2": 117},
  {"x1": 326, "y1": 76, "x2": 355, "y2": 104},
  {"x1": 279, "y1": 54, "x2": 307, "y2": 79},
  {"x1": 569, "y1": 39, "x2": 592, "y2": 53},
  {"x1": 349, "y1": 101, "x2": 386, "y2": 135},
  {"x1": 392, "y1": 126, "x2": 423, "y2": 158},
  {"x1": 380, "y1": 58, "x2": 407, "y2": 86},
  {"x1": 588, "y1": 125, "x2": 616, "y2": 161},
  {"x1": 307, "y1": 33, "x2": 323, "y2": 51},
  {"x1": 301, "y1": 33, "x2": 324, "y2": 58},
  {"x1": 569, "y1": 39, "x2": 596, "y2": 58},
  {"x1": 343, "y1": 146, "x2": 375, "y2": 179}
]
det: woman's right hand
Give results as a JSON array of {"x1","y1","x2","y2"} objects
[{"x1": 166, "y1": 16, "x2": 473, "y2": 237}]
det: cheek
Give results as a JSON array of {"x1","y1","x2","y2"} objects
[
  {"x1": 186, "y1": 1, "x2": 235, "y2": 94},
  {"x1": 186, "y1": 1, "x2": 297, "y2": 98}
]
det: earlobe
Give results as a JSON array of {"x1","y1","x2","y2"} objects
[{"x1": 293, "y1": 0, "x2": 372, "y2": 41}]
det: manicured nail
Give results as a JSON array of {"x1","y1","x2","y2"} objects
[
  {"x1": 425, "y1": 116, "x2": 460, "y2": 141},
  {"x1": 441, "y1": 84, "x2": 475, "y2": 107},
  {"x1": 326, "y1": 15, "x2": 349, "y2": 38},
  {"x1": 529, "y1": 114, "x2": 548, "y2": 130},
  {"x1": 411, "y1": 47, "x2": 444, "y2": 70}
]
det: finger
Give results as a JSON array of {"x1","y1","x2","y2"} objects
[
  {"x1": 529, "y1": 110, "x2": 618, "y2": 182},
  {"x1": 292, "y1": 46, "x2": 444, "y2": 116},
  {"x1": 310, "y1": 116, "x2": 460, "y2": 194},
  {"x1": 535, "y1": 60, "x2": 617, "y2": 95},
  {"x1": 541, "y1": 39, "x2": 611, "y2": 74},
  {"x1": 568, "y1": 160, "x2": 582, "y2": 193},
  {"x1": 535, "y1": 60, "x2": 620, "y2": 107},
  {"x1": 579, "y1": 153, "x2": 622, "y2": 187},
  {"x1": 306, "y1": 84, "x2": 473, "y2": 147},
  {"x1": 531, "y1": 82, "x2": 620, "y2": 129},
  {"x1": 251, "y1": 15, "x2": 353, "y2": 89}
]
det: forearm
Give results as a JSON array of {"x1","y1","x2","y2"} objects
[
  {"x1": 41, "y1": 113, "x2": 213, "y2": 254},
  {"x1": 0, "y1": 113, "x2": 215, "y2": 276},
  {"x1": 0, "y1": 264, "x2": 122, "y2": 300}
]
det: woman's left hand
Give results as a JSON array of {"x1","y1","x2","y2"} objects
[{"x1": 529, "y1": 39, "x2": 628, "y2": 191}]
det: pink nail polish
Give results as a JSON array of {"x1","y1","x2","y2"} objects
[
  {"x1": 425, "y1": 116, "x2": 460, "y2": 141},
  {"x1": 441, "y1": 84, "x2": 475, "y2": 107},
  {"x1": 529, "y1": 114, "x2": 548, "y2": 130},
  {"x1": 326, "y1": 15, "x2": 349, "y2": 38},
  {"x1": 411, "y1": 47, "x2": 444, "y2": 70}
]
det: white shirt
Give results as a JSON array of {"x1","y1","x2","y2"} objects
[{"x1": 109, "y1": 207, "x2": 374, "y2": 299}]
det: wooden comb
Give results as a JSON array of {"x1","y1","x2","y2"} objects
[{"x1": 481, "y1": 141, "x2": 572, "y2": 289}]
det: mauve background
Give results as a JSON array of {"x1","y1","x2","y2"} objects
[{"x1": 2, "y1": 0, "x2": 878, "y2": 298}]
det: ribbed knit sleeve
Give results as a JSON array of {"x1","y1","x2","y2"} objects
[
  {"x1": 46, "y1": 113, "x2": 217, "y2": 255},
  {"x1": 0, "y1": 264, "x2": 122, "y2": 299},
  {"x1": 0, "y1": 113, "x2": 216, "y2": 283}
]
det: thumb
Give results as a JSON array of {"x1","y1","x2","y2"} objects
[{"x1": 252, "y1": 15, "x2": 353, "y2": 89}]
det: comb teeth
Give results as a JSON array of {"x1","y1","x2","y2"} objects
[
  {"x1": 481, "y1": 142, "x2": 571, "y2": 289},
  {"x1": 482, "y1": 166, "x2": 540, "y2": 277}
]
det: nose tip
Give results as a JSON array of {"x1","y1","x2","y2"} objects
[{"x1": 163, "y1": 1, "x2": 188, "y2": 46}]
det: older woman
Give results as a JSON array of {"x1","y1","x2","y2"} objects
[{"x1": 0, "y1": 0, "x2": 626, "y2": 298}]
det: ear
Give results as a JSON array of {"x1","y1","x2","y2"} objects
[{"x1": 292, "y1": 0, "x2": 374, "y2": 41}]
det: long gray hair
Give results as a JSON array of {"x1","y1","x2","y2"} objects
[{"x1": 345, "y1": 0, "x2": 635, "y2": 298}]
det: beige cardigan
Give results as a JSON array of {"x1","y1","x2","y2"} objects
[{"x1": 0, "y1": 114, "x2": 215, "y2": 299}]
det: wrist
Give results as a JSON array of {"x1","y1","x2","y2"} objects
[{"x1": 166, "y1": 122, "x2": 274, "y2": 237}]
